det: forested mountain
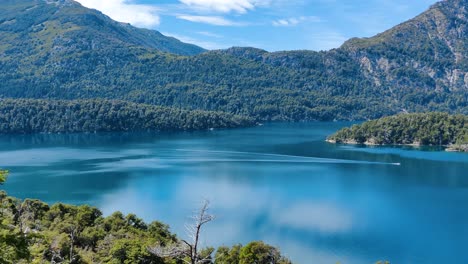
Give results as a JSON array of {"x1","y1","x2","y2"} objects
[
  {"x1": 327, "y1": 112, "x2": 468, "y2": 151},
  {"x1": 341, "y1": 0, "x2": 468, "y2": 111},
  {"x1": 215, "y1": 0, "x2": 468, "y2": 114},
  {"x1": 0, "y1": 0, "x2": 467, "y2": 122},
  {"x1": 0, "y1": 0, "x2": 205, "y2": 56},
  {"x1": 0, "y1": 99, "x2": 254, "y2": 134}
]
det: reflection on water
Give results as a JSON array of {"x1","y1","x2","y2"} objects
[{"x1": 2, "y1": 123, "x2": 468, "y2": 264}]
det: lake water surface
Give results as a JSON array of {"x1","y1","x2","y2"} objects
[{"x1": 2, "y1": 122, "x2": 468, "y2": 264}]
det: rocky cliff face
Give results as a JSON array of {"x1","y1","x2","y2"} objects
[
  {"x1": 341, "y1": 0, "x2": 468, "y2": 96},
  {"x1": 219, "y1": 0, "x2": 468, "y2": 113}
]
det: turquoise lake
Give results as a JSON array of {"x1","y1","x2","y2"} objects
[{"x1": 2, "y1": 122, "x2": 468, "y2": 264}]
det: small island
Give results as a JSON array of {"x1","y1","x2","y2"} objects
[{"x1": 327, "y1": 112, "x2": 468, "y2": 152}]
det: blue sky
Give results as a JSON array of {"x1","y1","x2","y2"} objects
[{"x1": 75, "y1": 0, "x2": 438, "y2": 51}]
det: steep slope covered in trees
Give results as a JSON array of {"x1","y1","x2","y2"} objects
[
  {"x1": 217, "y1": 0, "x2": 468, "y2": 114},
  {"x1": 0, "y1": 0, "x2": 466, "y2": 122},
  {"x1": 340, "y1": 0, "x2": 468, "y2": 111},
  {"x1": 0, "y1": 99, "x2": 254, "y2": 134},
  {"x1": 0, "y1": 0, "x2": 205, "y2": 57}
]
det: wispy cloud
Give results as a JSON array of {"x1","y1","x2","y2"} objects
[
  {"x1": 196, "y1": 31, "x2": 223, "y2": 38},
  {"x1": 178, "y1": 0, "x2": 271, "y2": 14},
  {"x1": 272, "y1": 16, "x2": 321, "y2": 26},
  {"x1": 75, "y1": 0, "x2": 160, "y2": 27},
  {"x1": 176, "y1": 15, "x2": 243, "y2": 26}
]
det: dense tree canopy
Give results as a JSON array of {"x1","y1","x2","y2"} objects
[
  {"x1": 327, "y1": 112, "x2": 468, "y2": 151},
  {"x1": 0, "y1": 192, "x2": 291, "y2": 264},
  {"x1": 0, "y1": 170, "x2": 7, "y2": 185},
  {"x1": 238, "y1": 241, "x2": 291, "y2": 264},
  {"x1": 0, "y1": 99, "x2": 255, "y2": 134}
]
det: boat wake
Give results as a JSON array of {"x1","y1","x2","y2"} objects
[{"x1": 173, "y1": 149, "x2": 401, "y2": 166}]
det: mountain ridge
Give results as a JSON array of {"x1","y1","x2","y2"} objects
[
  {"x1": 0, "y1": 0, "x2": 206, "y2": 56},
  {"x1": 0, "y1": 0, "x2": 466, "y2": 122}
]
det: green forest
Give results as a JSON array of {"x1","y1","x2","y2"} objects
[
  {"x1": 0, "y1": 99, "x2": 254, "y2": 134},
  {"x1": 327, "y1": 113, "x2": 468, "y2": 151},
  {"x1": 0, "y1": 0, "x2": 467, "y2": 123}
]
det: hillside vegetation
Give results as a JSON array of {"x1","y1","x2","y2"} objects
[
  {"x1": 0, "y1": 190, "x2": 291, "y2": 263},
  {"x1": 0, "y1": 0, "x2": 205, "y2": 56},
  {"x1": 0, "y1": 0, "x2": 466, "y2": 122},
  {"x1": 327, "y1": 113, "x2": 468, "y2": 151},
  {"x1": 0, "y1": 99, "x2": 254, "y2": 134}
]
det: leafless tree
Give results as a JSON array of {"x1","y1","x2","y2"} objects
[
  {"x1": 11, "y1": 199, "x2": 34, "y2": 236},
  {"x1": 50, "y1": 238, "x2": 64, "y2": 264},
  {"x1": 0, "y1": 191, "x2": 7, "y2": 218},
  {"x1": 149, "y1": 200, "x2": 215, "y2": 264},
  {"x1": 64, "y1": 224, "x2": 79, "y2": 263}
]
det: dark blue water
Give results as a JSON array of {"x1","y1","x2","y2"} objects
[{"x1": 2, "y1": 122, "x2": 468, "y2": 264}]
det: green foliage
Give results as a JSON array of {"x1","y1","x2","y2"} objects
[
  {"x1": 108, "y1": 238, "x2": 163, "y2": 264},
  {"x1": 0, "y1": 229, "x2": 31, "y2": 264},
  {"x1": 214, "y1": 243, "x2": 291, "y2": 264},
  {"x1": 0, "y1": 196, "x2": 36, "y2": 263},
  {"x1": 238, "y1": 241, "x2": 291, "y2": 264},
  {"x1": 0, "y1": 99, "x2": 255, "y2": 134},
  {"x1": 0, "y1": 0, "x2": 205, "y2": 56},
  {"x1": 0, "y1": 193, "x2": 293, "y2": 264},
  {"x1": 328, "y1": 112, "x2": 468, "y2": 151},
  {"x1": 215, "y1": 244, "x2": 241, "y2": 264},
  {"x1": 0, "y1": 0, "x2": 466, "y2": 123},
  {"x1": 0, "y1": 194, "x2": 177, "y2": 264},
  {"x1": 0, "y1": 170, "x2": 7, "y2": 185}
]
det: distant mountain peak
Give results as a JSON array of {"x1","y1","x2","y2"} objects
[
  {"x1": 44, "y1": 0, "x2": 76, "y2": 5},
  {"x1": 430, "y1": 0, "x2": 467, "y2": 15},
  {"x1": 342, "y1": 0, "x2": 468, "y2": 51},
  {"x1": 438, "y1": 0, "x2": 468, "y2": 7},
  {"x1": 0, "y1": 0, "x2": 205, "y2": 56}
]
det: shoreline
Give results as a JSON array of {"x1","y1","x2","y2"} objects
[{"x1": 326, "y1": 139, "x2": 467, "y2": 153}]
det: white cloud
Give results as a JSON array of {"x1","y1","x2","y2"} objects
[
  {"x1": 75, "y1": 0, "x2": 160, "y2": 28},
  {"x1": 273, "y1": 16, "x2": 320, "y2": 27},
  {"x1": 179, "y1": 0, "x2": 270, "y2": 14},
  {"x1": 176, "y1": 15, "x2": 242, "y2": 26},
  {"x1": 196, "y1": 31, "x2": 223, "y2": 38},
  {"x1": 275, "y1": 202, "x2": 353, "y2": 233}
]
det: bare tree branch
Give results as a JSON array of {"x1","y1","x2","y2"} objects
[{"x1": 149, "y1": 200, "x2": 215, "y2": 264}]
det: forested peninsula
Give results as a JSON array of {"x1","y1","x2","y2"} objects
[
  {"x1": 327, "y1": 113, "x2": 468, "y2": 152},
  {"x1": 0, "y1": 99, "x2": 255, "y2": 134}
]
